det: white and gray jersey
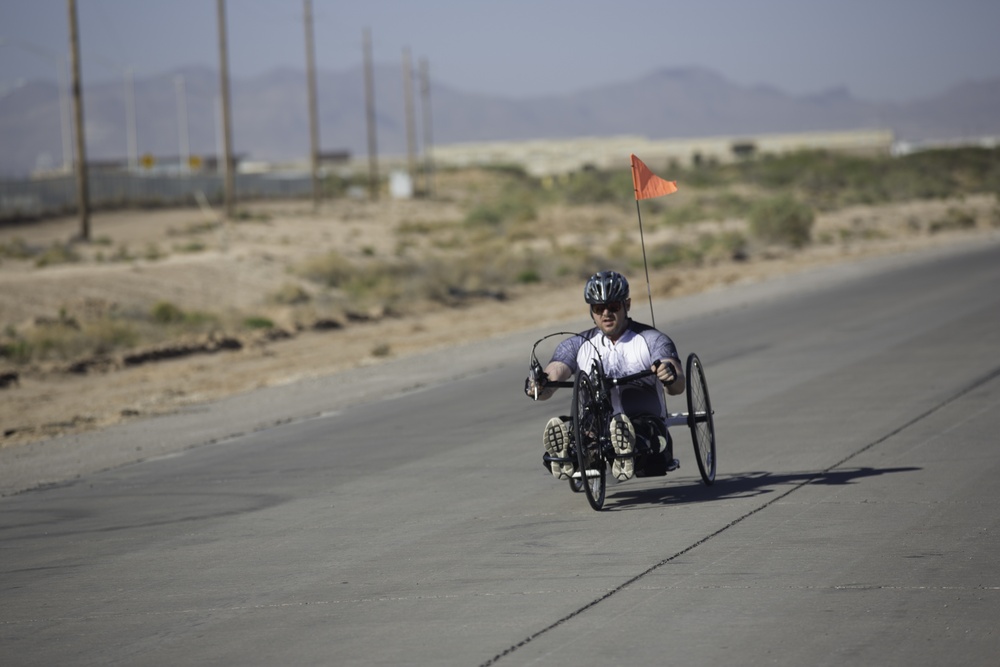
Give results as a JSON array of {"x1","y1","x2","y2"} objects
[{"x1": 550, "y1": 320, "x2": 679, "y2": 420}]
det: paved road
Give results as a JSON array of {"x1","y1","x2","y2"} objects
[{"x1": 2, "y1": 240, "x2": 999, "y2": 666}]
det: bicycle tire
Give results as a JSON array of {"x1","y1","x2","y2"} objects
[
  {"x1": 685, "y1": 353, "x2": 716, "y2": 485},
  {"x1": 572, "y1": 368, "x2": 606, "y2": 510}
]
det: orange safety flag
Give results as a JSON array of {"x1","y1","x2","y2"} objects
[{"x1": 631, "y1": 153, "x2": 678, "y2": 200}]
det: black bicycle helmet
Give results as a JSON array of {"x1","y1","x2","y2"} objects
[{"x1": 584, "y1": 270, "x2": 630, "y2": 304}]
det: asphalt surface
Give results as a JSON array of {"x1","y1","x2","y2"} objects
[{"x1": 2, "y1": 239, "x2": 999, "y2": 666}]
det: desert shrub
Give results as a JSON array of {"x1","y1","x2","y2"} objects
[
  {"x1": 296, "y1": 250, "x2": 355, "y2": 287},
  {"x1": 0, "y1": 318, "x2": 139, "y2": 364},
  {"x1": 0, "y1": 237, "x2": 35, "y2": 259},
  {"x1": 8, "y1": 325, "x2": 76, "y2": 362},
  {"x1": 0, "y1": 338, "x2": 32, "y2": 363},
  {"x1": 748, "y1": 195, "x2": 815, "y2": 248},
  {"x1": 339, "y1": 260, "x2": 422, "y2": 312},
  {"x1": 242, "y1": 316, "x2": 274, "y2": 330},
  {"x1": 151, "y1": 301, "x2": 186, "y2": 324},
  {"x1": 897, "y1": 147, "x2": 1000, "y2": 196},
  {"x1": 107, "y1": 244, "x2": 132, "y2": 261},
  {"x1": 740, "y1": 151, "x2": 824, "y2": 189},
  {"x1": 662, "y1": 202, "x2": 710, "y2": 226},
  {"x1": 727, "y1": 147, "x2": 1000, "y2": 207},
  {"x1": 143, "y1": 243, "x2": 165, "y2": 261},
  {"x1": 34, "y1": 242, "x2": 80, "y2": 267},
  {"x1": 268, "y1": 283, "x2": 311, "y2": 305},
  {"x1": 662, "y1": 191, "x2": 749, "y2": 226},
  {"x1": 551, "y1": 167, "x2": 635, "y2": 207},
  {"x1": 482, "y1": 163, "x2": 531, "y2": 179},
  {"x1": 928, "y1": 207, "x2": 977, "y2": 233},
  {"x1": 678, "y1": 161, "x2": 730, "y2": 188},
  {"x1": 173, "y1": 241, "x2": 206, "y2": 253},
  {"x1": 464, "y1": 184, "x2": 538, "y2": 228},
  {"x1": 169, "y1": 220, "x2": 220, "y2": 236},
  {"x1": 649, "y1": 241, "x2": 703, "y2": 269},
  {"x1": 517, "y1": 268, "x2": 542, "y2": 284},
  {"x1": 234, "y1": 209, "x2": 272, "y2": 223},
  {"x1": 464, "y1": 204, "x2": 504, "y2": 227},
  {"x1": 145, "y1": 302, "x2": 216, "y2": 334},
  {"x1": 81, "y1": 319, "x2": 140, "y2": 355},
  {"x1": 297, "y1": 251, "x2": 427, "y2": 312},
  {"x1": 396, "y1": 219, "x2": 455, "y2": 235},
  {"x1": 700, "y1": 231, "x2": 749, "y2": 261},
  {"x1": 709, "y1": 191, "x2": 751, "y2": 218}
]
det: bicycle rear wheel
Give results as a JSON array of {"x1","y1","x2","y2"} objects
[
  {"x1": 572, "y1": 369, "x2": 606, "y2": 510},
  {"x1": 686, "y1": 353, "x2": 716, "y2": 485}
]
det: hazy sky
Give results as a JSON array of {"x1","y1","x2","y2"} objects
[{"x1": 2, "y1": 0, "x2": 999, "y2": 103}]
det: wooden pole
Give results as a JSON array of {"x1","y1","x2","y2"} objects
[
  {"x1": 216, "y1": 0, "x2": 235, "y2": 219},
  {"x1": 67, "y1": 0, "x2": 90, "y2": 240},
  {"x1": 402, "y1": 47, "x2": 418, "y2": 195},
  {"x1": 419, "y1": 57, "x2": 434, "y2": 198},
  {"x1": 363, "y1": 28, "x2": 379, "y2": 200},
  {"x1": 303, "y1": 0, "x2": 321, "y2": 211}
]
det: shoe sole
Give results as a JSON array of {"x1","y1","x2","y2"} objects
[
  {"x1": 610, "y1": 415, "x2": 635, "y2": 481},
  {"x1": 544, "y1": 418, "x2": 574, "y2": 479}
]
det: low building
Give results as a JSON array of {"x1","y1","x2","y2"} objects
[{"x1": 428, "y1": 129, "x2": 896, "y2": 176}]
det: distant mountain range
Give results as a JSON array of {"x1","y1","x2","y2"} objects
[{"x1": 1, "y1": 64, "x2": 998, "y2": 177}]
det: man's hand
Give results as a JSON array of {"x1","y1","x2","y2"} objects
[
  {"x1": 525, "y1": 371, "x2": 548, "y2": 400},
  {"x1": 653, "y1": 358, "x2": 685, "y2": 395},
  {"x1": 526, "y1": 360, "x2": 571, "y2": 401},
  {"x1": 653, "y1": 359, "x2": 677, "y2": 385}
]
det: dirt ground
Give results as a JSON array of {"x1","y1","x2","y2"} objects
[{"x1": 1, "y1": 192, "x2": 997, "y2": 448}]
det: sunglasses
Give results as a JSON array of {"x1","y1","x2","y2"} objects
[{"x1": 590, "y1": 301, "x2": 624, "y2": 314}]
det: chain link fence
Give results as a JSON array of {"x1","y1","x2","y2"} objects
[{"x1": 0, "y1": 171, "x2": 313, "y2": 221}]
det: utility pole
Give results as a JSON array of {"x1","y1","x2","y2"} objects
[
  {"x1": 419, "y1": 57, "x2": 434, "y2": 198},
  {"x1": 303, "y1": 0, "x2": 321, "y2": 211},
  {"x1": 402, "y1": 47, "x2": 418, "y2": 195},
  {"x1": 362, "y1": 28, "x2": 378, "y2": 200},
  {"x1": 175, "y1": 75, "x2": 190, "y2": 173},
  {"x1": 216, "y1": 0, "x2": 235, "y2": 219},
  {"x1": 125, "y1": 67, "x2": 137, "y2": 171},
  {"x1": 59, "y1": 59, "x2": 73, "y2": 173},
  {"x1": 67, "y1": 0, "x2": 89, "y2": 240}
]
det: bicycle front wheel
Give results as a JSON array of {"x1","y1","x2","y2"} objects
[{"x1": 572, "y1": 370, "x2": 606, "y2": 510}]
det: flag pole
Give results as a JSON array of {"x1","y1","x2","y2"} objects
[
  {"x1": 634, "y1": 198, "x2": 656, "y2": 328},
  {"x1": 630, "y1": 153, "x2": 677, "y2": 328}
]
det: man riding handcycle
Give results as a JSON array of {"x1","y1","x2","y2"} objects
[{"x1": 524, "y1": 270, "x2": 686, "y2": 484}]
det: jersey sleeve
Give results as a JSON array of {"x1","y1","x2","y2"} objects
[
  {"x1": 550, "y1": 331, "x2": 591, "y2": 373},
  {"x1": 638, "y1": 327, "x2": 679, "y2": 363}
]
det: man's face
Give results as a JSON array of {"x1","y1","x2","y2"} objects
[{"x1": 590, "y1": 299, "x2": 630, "y2": 339}]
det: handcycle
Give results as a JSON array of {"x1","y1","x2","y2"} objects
[{"x1": 528, "y1": 332, "x2": 716, "y2": 511}]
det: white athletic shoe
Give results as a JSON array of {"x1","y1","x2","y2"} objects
[
  {"x1": 610, "y1": 414, "x2": 636, "y2": 481},
  {"x1": 543, "y1": 417, "x2": 574, "y2": 479}
]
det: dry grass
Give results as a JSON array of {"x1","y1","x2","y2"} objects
[{"x1": 1, "y1": 156, "x2": 998, "y2": 445}]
